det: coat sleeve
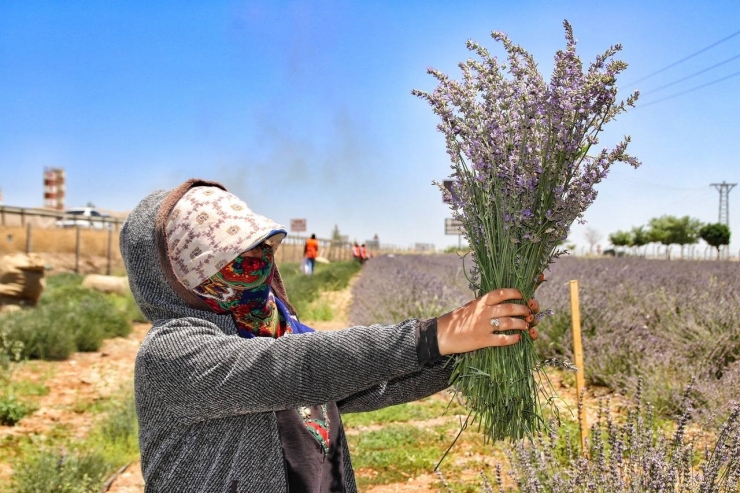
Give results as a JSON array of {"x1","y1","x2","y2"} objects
[
  {"x1": 336, "y1": 358, "x2": 453, "y2": 413},
  {"x1": 136, "y1": 317, "x2": 449, "y2": 424}
]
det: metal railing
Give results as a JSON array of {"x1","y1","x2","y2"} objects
[{"x1": 0, "y1": 206, "x2": 408, "y2": 274}]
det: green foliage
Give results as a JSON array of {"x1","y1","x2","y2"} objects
[
  {"x1": 0, "y1": 328, "x2": 34, "y2": 425},
  {"x1": 331, "y1": 224, "x2": 342, "y2": 241},
  {"x1": 608, "y1": 230, "x2": 632, "y2": 255},
  {"x1": 280, "y1": 261, "x2": 361, "y2": 319},
  {"x1": 348, "y1": 424, "x2": 447, "y2": 487},
  {"x1": 443, "y1": 245, "x2": 472, "y2": 254},
  {"x1": 648, "y1": 215, "x2": 703, "y2": 258},
  {"x1": 0, "y1": 395, "x2": 32, "y2": 426},
  {"x1": 0, "y1": 274, "x2": 135, "y2": 361},
  {"x1": 11, "y1": 447, "x2": 108, "y2": 493},
  {"x1": 631, "y1": 225, "x2": 649, "y2": 248},
  {"x1": 10, "y1": 390, "x2": 139, "y2": 493},
  {"x1": 343, "y1": 396, "x2": 465, "y2": 428},
  {"x1": 700, "y1": 223, "x2": 731, "y2": 256},
  {"x1": 88, "y1": 391, "x2": 139, "y2": 466}
]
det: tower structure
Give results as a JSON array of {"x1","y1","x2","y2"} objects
[
  {"x1": 710, "y1": 181, "x2": 736, "y2": 226},
  {"x1": 43, "y1": 168, "x2": 66, "y2": 210}
]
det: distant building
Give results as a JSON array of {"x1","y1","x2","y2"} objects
[{"x1": 43, "y1": 168, "x2": 66, "y2": 210}]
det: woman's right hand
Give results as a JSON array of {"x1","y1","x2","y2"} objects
[{"x1": 436, "y1": 288, "x2": 538, "y2": 356}]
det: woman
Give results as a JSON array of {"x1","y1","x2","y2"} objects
[{"x1": 121, "y1": 178, "x2": 539, "y2": 492}]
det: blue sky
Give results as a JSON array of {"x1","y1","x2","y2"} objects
[{"x1": 1, "y1": 0, "x2": 739, "y2": 255}]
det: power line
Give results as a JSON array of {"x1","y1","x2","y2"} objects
[
  {"x1": 636, "y1": 69, "x2": 740, "y2": 108},
  {"x1": 640, "y1": 53, "x2": 740, "y2": 96},
  {"x1": 629, "y1": 29, "x2": 740, "y2": 86},
  {"x1": 613, "y1": 176, "x2": 707, "y2": 191}
]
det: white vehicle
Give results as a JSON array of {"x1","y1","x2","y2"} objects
[{"x1": 55, "y1": 207, "x2": 110, "y2": 229}]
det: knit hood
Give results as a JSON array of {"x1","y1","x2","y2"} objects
[{"x1": 120, "y1": 178, "x2": 294, "y2": 327}]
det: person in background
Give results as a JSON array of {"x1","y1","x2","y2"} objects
[
  {"x1": 359, "y1": 243, "x2": 368, "y2": 264},
  {"x1": 121, "y1": 178, "x2": 541, "y2": 492},
  {"x1": 304, "y1": 233, "x2": 319, "y2": 275},
  {"x1": 351, "y1": 242, "x2": 362, "y2": 263}
]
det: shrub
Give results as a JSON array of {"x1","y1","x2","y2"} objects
[
  {"x1": 10, "y1": 390, "x2": 139, "y2": 492},
  {"x1": 11, "y1": 447, "x2": 108, "y2": 493},
  {"x1": 482, "y1": 383, "x2": 740, "y2": 493},
  {"x1": 0, "y1": 394, "x2": 32, "y2": 425},
  {"x1": 1, "y1": 280, "x2": 132, "y2": 361},
  {"x1": 280, "y1": 261, "x2": 361, "y2": 319}
]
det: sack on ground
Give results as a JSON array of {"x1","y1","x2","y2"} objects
[
  {"x1": 82, "y1": 274, "x2": 131, "y2": 296},
  {"x1": 0, "y1": 253, "x2": 46, "y2": 306}
]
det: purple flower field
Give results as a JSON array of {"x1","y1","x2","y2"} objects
[
  {"x1": 350, "y1": 254, "x2": 740, "y2": 425},
  {"x1": 349, "y1": 254, "x2": 472, "y2": 327}
]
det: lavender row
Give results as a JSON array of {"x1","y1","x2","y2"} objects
[
  {"x1": 348, "y1": 254, "x2": 472, "y2": 326},
  {"x1": 536, "y1": 256, "x2": 740, "y2": 423},
  {"x1": 350, "y1": 254, "x2": 740, "y2": 425}
]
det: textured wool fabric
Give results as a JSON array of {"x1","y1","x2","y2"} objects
[
  {"x1": 166, "y1": 186, "x2": 287, "y2": 289},
  {"x1": 121, "y1": 182, "x2": 454, "y2": 492}
]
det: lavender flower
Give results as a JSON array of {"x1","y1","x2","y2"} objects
[{"x1": 412, "y1": 20, "x2": 640, "y2": 441}]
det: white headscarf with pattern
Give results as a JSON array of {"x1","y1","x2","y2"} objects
[{"x1": 166, "y1": 186, "x2": 287, "y2": 289}]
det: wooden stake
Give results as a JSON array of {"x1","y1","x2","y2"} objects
[{"x1": 569, "y1": 279, "x2": 588, "y2": 454}]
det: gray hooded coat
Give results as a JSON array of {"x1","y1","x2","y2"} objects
[{"x1": 121, "y1": 180, "x2": 453, "y2": 492}]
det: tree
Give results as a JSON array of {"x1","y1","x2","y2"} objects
[
  {"x1": 331, "y1": 224, "x2": 342, "y2": 241},
  {"x1": 630, "y1": 225, "x2": 649, "y2": 256},
  {"x1": 648, "y1": 216, "x2": 675, "y2": 259},
  {"x1": 648, "y1": 215, "x2": 703, "y2": 259},
  {"x1": 608, "y1": 230, "x2": 632, "y2": 256},
  {"x1": 584, "y1": 227, "x2": 602, "y2": 255},
  {"x1": 699, "y1": 223, "x2": 731, "y2": 260},
  {"x1": 673, "y1": 216, "x2": 703, "y2": 258}
]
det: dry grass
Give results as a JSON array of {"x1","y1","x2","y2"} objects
[
  {"x1": 0, "y1": 226, "x2": 120, "y2": 258},
  {"x1": 0, "y1": 227, "x2": 124, "y2": 275}
]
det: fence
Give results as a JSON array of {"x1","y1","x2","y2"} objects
[{"x1": 0, "y1": 206, "x2": 404, "y2": 274}]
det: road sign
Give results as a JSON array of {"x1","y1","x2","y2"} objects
[
  {"x1": 290, "y1": 219, "x2": 306, "y2": 233},
  {"x1": 445, "y1": 218, "x2": 464, "y2": 235}
]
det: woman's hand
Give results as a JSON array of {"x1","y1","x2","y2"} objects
[{"x1": 436, "y1": 288, "x2": 540, "y2": 356}]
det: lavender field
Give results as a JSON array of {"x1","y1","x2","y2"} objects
[{"x1": 350, "y1": 254, "x2": 740, "y2": 425}]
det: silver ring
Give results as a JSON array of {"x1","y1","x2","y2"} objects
[{"x1": 490, "y1": 317, "x2": 500, "y2": 328}]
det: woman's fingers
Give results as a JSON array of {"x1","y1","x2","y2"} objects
[
  {"x1": 529, "y1": 327, "x2": 539, "y2": 341},
  {"x1": 489, "y1": 316, "x2": 529, "y2": 332},
  {"x1": 437, "y1": 287, "x2": 544, "y2": 355},
  {"x1": 535, "y1": 273, "x2": 546, "y2": 290},
  {"x1": 490, "y1": 302, "x2": 531, "y2": 319},
  {"x1": 482, "y1": 288, "x2": 523, "y2": 306},
  {"x1": 487, "y1": 333, "x2": 523, "y2": 347}
]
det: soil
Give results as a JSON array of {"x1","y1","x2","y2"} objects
[{"x1": 1, "y1": 273, "x2": 631, "y2": 493}]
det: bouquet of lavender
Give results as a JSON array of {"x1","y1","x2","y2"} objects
[{"x1": 412, "y1": 21, "x2": 640, "y2": 441}]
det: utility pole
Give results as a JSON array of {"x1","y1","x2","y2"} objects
[
  {"x1": 710, "y1": 181, "x2": 736, "y2": 259},
  {"x1": 710, "y1": 181, "x2": 737, "y2": 225}
]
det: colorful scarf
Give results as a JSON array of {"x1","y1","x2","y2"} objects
[
  {"x1": 191, "y1": 244, "x2": 329, "y2": 451},
  {"x1": 193, "y1": 245, "x2": 312, "y2": 338}
]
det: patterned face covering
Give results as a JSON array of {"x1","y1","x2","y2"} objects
[{"x1": 192, "y1": 244, "x2": 293, "y2": 338}]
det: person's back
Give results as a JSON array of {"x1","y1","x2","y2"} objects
[
  {"x1": 305, "y1": 236, "x2": 319, "y2": 259},
  {"x1": 304, "y1": 234, "x2": 319, "y2": 274}
]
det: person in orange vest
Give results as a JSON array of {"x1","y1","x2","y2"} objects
[
  {"x1": 303, "y1": 234, "x2": 319, "y2": 275},
  {"x1": 359, "y1": 244, "x2": 368, "y2": 264},
  {"x1": 351, "y1": 242, "x2": 362, "y2": 263}
]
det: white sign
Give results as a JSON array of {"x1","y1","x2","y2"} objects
[
  {"x1": 290, "y1": 219, "x2": 306, "y2": 233},
  {"x1": 445, "y1": 218, "x2": 464, "y2": 235}
]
